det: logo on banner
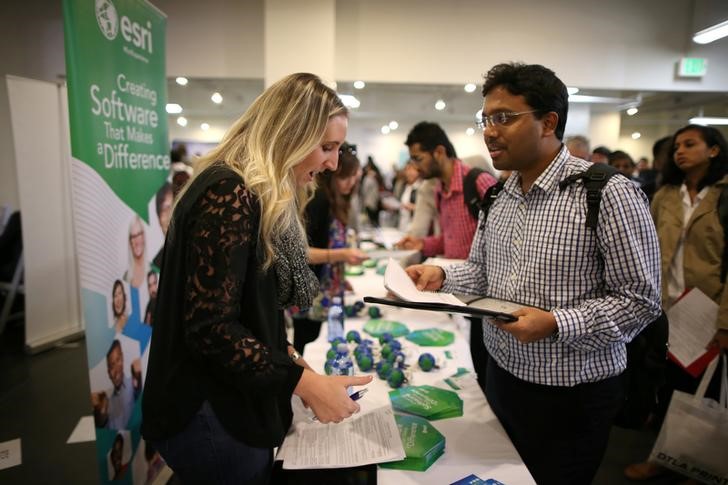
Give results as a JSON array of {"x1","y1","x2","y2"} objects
[{"x1": 95, "y1": 0, "x2": 119, "y2": 40}]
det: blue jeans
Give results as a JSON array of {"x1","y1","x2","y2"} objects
[{"x1": 152, "y1": 401, "x2": 272, "y2": 484}]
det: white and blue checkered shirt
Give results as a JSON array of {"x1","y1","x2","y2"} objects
[{"x1": 443, "y1": 146, "x2": 661, "y2": 386}]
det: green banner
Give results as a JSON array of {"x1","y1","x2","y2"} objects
[
  {"x1": 64, "y1": 1, "x2": 168, "y2": 483},
  {"x1": 64, "y1": 0, "x2": 169, "y2": 222}
]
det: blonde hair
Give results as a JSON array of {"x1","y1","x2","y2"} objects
[{"x1": 179, "y1": 73, "x2": 347, "y2": 269}]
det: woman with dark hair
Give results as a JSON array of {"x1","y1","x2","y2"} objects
[
  {"x1": 625, "y1": 124, "x2": 728, "y2": 481},
  {"x1": 292, "y1": 143, "x2": 368, "y2": 352},
  {"x1": 111, "y1": 279, "x2": 128, "y2": 333}
]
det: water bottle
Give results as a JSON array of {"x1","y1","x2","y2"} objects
[{"x1": 327, "y1": 295, "x2": 345, "y2": 342}]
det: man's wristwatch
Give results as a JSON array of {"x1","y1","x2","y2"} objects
[{"x1": 289, "y1": 349, "x2": 302, "y2": 361}]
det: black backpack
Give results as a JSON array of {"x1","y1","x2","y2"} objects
[{"x1": 477, "y1": 163, "x2": 670, "y2": 429}]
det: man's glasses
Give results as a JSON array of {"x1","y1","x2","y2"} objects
[
  {"x1": 339, "y1": 143, "x2": 357, "y2": 156},
  {"x1": 476, "y1": 110, "x2": 538, "y2": 129}
]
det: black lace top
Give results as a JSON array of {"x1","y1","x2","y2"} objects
[{"x1": 142, "y1": 165, "x2": 303, "y2": 448}]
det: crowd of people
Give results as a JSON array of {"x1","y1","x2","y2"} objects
[{"x1": 138, "y1": 66, "x2": 727, "y2": 484}]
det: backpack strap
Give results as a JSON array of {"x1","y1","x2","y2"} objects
[
  {"x1": 558, "y1": 164, "x2": 619, "y2": 229},
  {"x1": 718, "y1": 185, "x2": 728, "y2": 283},
  {"x1": 477, "y1": 181, "x2": 505, "y2": 229},
  {"x1": 463, "y1": 167, "x2": 485, "y2": 220}
]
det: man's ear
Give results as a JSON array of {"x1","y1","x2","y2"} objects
[
  {"x1": 541, "y1": 112, "x2": 559, "y2": 138},
  {"x1": 433, "y1": 144, "x2": 447, "y2": 161}
]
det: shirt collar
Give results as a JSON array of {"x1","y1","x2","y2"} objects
[
  {"x1": 439, "y1": 159, "x2": 464, "y2": 196},
  {"x1": 502, "y1": 144, "x2": 569, "y2": 196}
]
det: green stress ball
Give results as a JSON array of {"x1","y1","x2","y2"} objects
[
  {"x1": 376, "y1": 360, "x2": 393, "y2": 379},
  {"x1": 378, "y1": 332, "x2": 394, "y2": 345},
  {"x1": 388, "y1": 368, "x2": 406, "y2": 388},
  {"x1": 344, "y1": 305, "x2": 357, "y2": 317},
  {"x1": 362, "y1": 258, "x2": 377, "y2": 268},
  {"x1": 418, "y1": 353, "x2": 436, "y2": 372},
  {"x1": 324, "y1": 359, "x2": 335, "y2": 375},
  {"x1": 326, "y1": 348, "x2": 337, "y2": 361},
  {"x1": 346, "y1": 330, "x2": 361, "y2": 343},
  {"x1": 381, "y1": 343, "x2": 393, "y2": 360},
  {"x1": 368, "y1": 306, "x2": 382, "y2": 318},
  {"x1": 357, "y1": 353, "x2": 374, "y2": 372},
  {"x1": 330, "y1": 336, "x2": 346, "y2": 349}
]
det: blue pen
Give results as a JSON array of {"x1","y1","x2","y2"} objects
[{"x1": 311, "y1": 388, "x2": 368, "y2": 421}]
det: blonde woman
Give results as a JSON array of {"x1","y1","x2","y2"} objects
[
  {"x1": 124, "y1": 216, "x2": 149, "y2": 289},
  {"x1": 142, "y1": 73, "x2": 372, "y2": 484}
]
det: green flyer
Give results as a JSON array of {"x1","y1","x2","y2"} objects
[
  {"x1": 379, "y1": 414, "x2": 446, "y2": 471},
  {"x1": 406, "y1": 328, "x2": 455, "y2": 346},
  {"x1": 363, "y1": 319, "x2": 410, "y2": 338},
  {"x1": 389, "y1": 385, "x2": 464, "y2": 420}
]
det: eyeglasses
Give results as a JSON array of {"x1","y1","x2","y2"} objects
[
  {"x1": 339, "y1": 144, "x2": 357, "y2": 156},
  {"x1": 476, "y1": 110, "x2": 538, "y2": 129}
]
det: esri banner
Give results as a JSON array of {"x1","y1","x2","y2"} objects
[{"x1": 63, "y1": 1, "x2": 169, "y2": 483}]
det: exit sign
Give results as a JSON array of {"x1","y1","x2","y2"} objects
[{"x1": 678, "y1": 58, "x2": 708, "y2": 77}]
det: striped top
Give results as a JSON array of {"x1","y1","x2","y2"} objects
[{"x1": 443, "y1": 146, "x2": 661, "y2": 386}]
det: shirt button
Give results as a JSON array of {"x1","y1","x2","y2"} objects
[
  {"x1": 513, "y1": 239, "x2": 521, "y2": 246},
  {"x1": 510, "y1": 273, "x2": 517, "y2": 281}
]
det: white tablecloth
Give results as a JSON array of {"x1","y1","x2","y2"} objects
[{"x1": 296, "y1": 264, "x2": 536, "y2": 485}]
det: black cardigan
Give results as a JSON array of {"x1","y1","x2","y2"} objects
[{"x1": 141, "y1": 165, "x2": 303, "y2": 448}]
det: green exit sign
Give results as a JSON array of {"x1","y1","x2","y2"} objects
[{"x1": 678, "y1": 58, "x2": 708, "y2": 77}]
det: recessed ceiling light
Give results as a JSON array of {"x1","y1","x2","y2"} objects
[
  {"x1": 381, "y1": 125, "x2": 391, "y2": 135},
  {"x1": 693, "y1": 19, "x2": 728, "y2": 44},
  {"x1": 466, "y1": 127, "x2": 475, "y2": 136},
  {"x1": 165, "y1": 103, "x2": 183, "y2": 114},
  {"x1": 464, "y1": 83, "x2": 477, "y2": 93},
  {"x1": 631, "y1": 132, "x2": 641, "y2": 140},
  {"x1": 689, "y1": 116, "x2": 728, "y2": 125},
  {"x1": 435, "y1": 99, "x2": 446, "y2": 111},
  {"x1": 626, "y1": 107, "x2": 639, "y2": 116},
  {"x1": 176, "y1": 116, "x2": 187, "y2": 127},
  {"x1": 175, "y1": 77, "x2": 188, "y2": 86},
  {"x1": 388, "y1": 121, "x2": 399, "y2": 130},
  {"x1": 353, "y1": 80, "x2": 366, "y2": 89},
  {"x1": 201, "y1": 123, "x2": 210, "y2": 131},
  {"x1": 338, "y1": 94, "x2": 360, "y2": 109},
  {"x1": 211, "y1": 92, "x2": 223, "y2": 104}
]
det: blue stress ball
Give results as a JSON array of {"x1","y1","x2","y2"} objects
[
  {"x1": 344, "y1": 305, "x2": 357, "y2": 317},
  {"x1": 357, "y1": 353, "x2": 374, "y2": 372},
  {"x1": 379, "y1": 332, "x2": 394, "y2": 345},
  {"x1": 376, "y1": 360, "x2": 393, "y2": 379},
  {"x1": 387, "y1": 368, "x2": 406, "y2": 388},
  {"x1": 326, "y1": 348, "x2": 337, "y2": 361},
  {"x1": 387, "y1": 351, "x2": 406, "y2": 367},
  {"x1": 418, "y1": 353, "x2": 436, "y2": 372},
  {"x1": 346, "y1": 330, "x2": 361, "y2": 343},
  {"x1": 380, "y1": 343, "x2": 393, "y2": 360},
  {"x1": 353, "y1": 300, "x2": 365, "y2": 312},
  {"x1": 368, "y1": 306, "x2": 382, "y2": 318},
  {"x1": 389, "y1": 340, "x2": 402, "y2": 352},
  {"x1": 324, "y1": 359, "x2": 335, "y2": 375},
  {"x1": 330, "y1": 336, "x2": 346, "y2": 348}
]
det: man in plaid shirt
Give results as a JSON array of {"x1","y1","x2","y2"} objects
[
  {"x1": 396, "y1": 122, "x2": 497, "y2": 259},
  {"x1": 405, "y1": 63, "x2": 661, "y2": 484}
]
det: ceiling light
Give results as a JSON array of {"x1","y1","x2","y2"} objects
[
  {"x1": 175, "y1": 77, "x2": 188, "y2": 86},
  {"x1": 567, "y1": 87, "x2": 580, "y2": 95},
  {"x1": 381, "y1": 125, "x2": 391, "y2": 135},
  {"x1": 353, "y1": 80, "x2": 366, "y2": 89},
  {"x1": 568, "y1": 94, "x2": 638, "y2": 104},
  {"x1": 165, "y1": 103, "x2": 183, "y2": 114},
  {"x1": 211, "y1": 92, "x2": 223, "y2": 104},
  {"x1": 693, "y1": 19, "x2": 728, "y2": 44},
  {"x1": 466, "y1": 127, "x2": 475, "y2": 136},
  {"x1": 631, "y1": 132, "x2": 641, "y2": 140},
  {"x1": 338, "y1": 94, "x2": 360, "y2": 109},
  {"x1": 176, "y1": 116, "x2": 187, "y2": 127},
  {"x1": 464, "y1": 83, "x2": 477, "y2": 93},
  {"x1": 201, "y1": 123, "x2": 210, "y2": 131},
  {"x1": 388, "y1": 121, "x2": 399, "y2": 130},
  {"x1": 626, "y1": 107, "x2": 639, "y2": 116},
  {"x1": 435, "y1": 99, "x2": 446, "y2": 111},
  {"x1": 689, "y1": 116, "x2": 728, "y2": 125}
]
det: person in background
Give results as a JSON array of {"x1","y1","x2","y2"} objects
[
  {"x1": 565, "y1": 134, "x2": 590, "y2": 160},
  {"x1": 361, "y1": 157, "x2": 384, "y2": 226},
  {"x1": 406, "y1": 177, "x2": 439, "y2": 238},
  {"x1": 591, "y1": 145, "x2": 611, "y2": 164},
  {"x1": 111, "y1": 279, "x2": 128, "y2": 334},
  {"x1": 143, "y1": 271, "x2": 158, "y2": 325},
  {"x1": 608, "y1": 150, "x2": 640, "y2": 184},
  {"x1": 292, "y1": 142, "x2": 368, "y2": 352},
  {"x1": 124, "y1": 217, "x2": 149, "y2": 290},
  {"x1": 142, "y1": 73, "x2": 371, "y2": 484},
  {"x1": 152, "y1": 182, "x2": 173, "y2": 271},
  {"x1": 624, "y1": 124, "x2": 728, "y2": 482},
  {"x1": 638, "y1": 136, "x2": 672, "y2": 201},
  {"x1": 91, "y1": 339, "x2": 137, "y2": 430},
  {"x1": 397, "y1": 161, "x2": 423, "y2": 233},
  {"x1": 405, "y1": 63, "x2": 660, "y2": 484},
  {"x1": 396, "y1": 121, "x2": 497, "y2": 259}
]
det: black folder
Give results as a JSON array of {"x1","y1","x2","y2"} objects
[{"x1": 362, "y1": 295, "x2": 524, "y2": 323}]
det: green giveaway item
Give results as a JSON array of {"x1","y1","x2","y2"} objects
[
  {"x1": 405, "y1": 328, "x2": 455, "y2": 347},
  {"x1": 364, "y1": 319, "x2": 410, "y2": 338},
  {"x1": 345, "y1": 265, "x2": 364, "y2": 276},
  {"x1": 389, "y1": 385, "x2": 464, "y2": 420},
  {"x1": 362, "y1": 258, "x2": 377, "y2": 268},
  {"x1": 379, "y1": 414, "x2": 446, "y2": 471}
]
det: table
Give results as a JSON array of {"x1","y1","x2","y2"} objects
[{"x1": 296, "y1": 262, "x2": 536, "y2": 484}]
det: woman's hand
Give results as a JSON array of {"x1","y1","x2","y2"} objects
[
  {"x1": 293, "y1": 370, "x2": 373, "y2": 423},
  {"x1": 404, "y1": 264, "x2": 445, "y2": 291}
]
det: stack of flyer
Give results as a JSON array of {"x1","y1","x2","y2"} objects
[
  {"x1": 379, "y1": 414, "x2": 446, "y2": 472},
  {"x1": 388, "y1": 385, "x2": 464, "y2": 420}
]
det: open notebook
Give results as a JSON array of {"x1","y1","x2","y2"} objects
[{"x1": 363, "y1": 259, "x2": 527, "y2": 322}]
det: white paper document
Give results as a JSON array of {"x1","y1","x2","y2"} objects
[
  {"x1": 277, "y1": 405, "x2": 405, "y2": 469},
  {"x1": 666, "y1": 288, "x2": 718, "y2": 367},
  {"x1": 384, "y1": 258, "x2": 464, "y2": 306},
  {"x1": 365, "y1": 249, "x2": 419, "y2": 261}
]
